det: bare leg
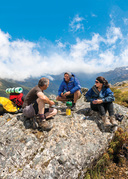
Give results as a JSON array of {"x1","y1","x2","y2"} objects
[
  {"x1": 73, "y1": 90, "x2": 81, "y2": 103},
  {"x1": 37, "y1": 98, "x2": 45, "y2": 114},
  {"x1": 45, "y1": 108, "x2": 57, "y2": 119},
  {"x1": 56, "y1": 96, "x2": 68, "y2": 102},
  {"x1": 56, "y1": 90, "x2": 81, "y2": 103},
  {"x1": 37, "y1": 98, "x2": 57, "y2": 119}
]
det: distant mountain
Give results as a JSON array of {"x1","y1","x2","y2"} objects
[
  {"x1": 16, "y1": 73, "x2": 96, "y2": 96},
  {"x1": 0, "y1": 78, "x2": 30, "y2": 97},
  {"x1": 98, "y1": 66, "x2": 128, "y2": 84},
  {"x1": 16, "y1": 76, "x2": 60, "y2": 96},
  {"x1": 0, "y1": 66, "x2": 128, "y2": 97}
]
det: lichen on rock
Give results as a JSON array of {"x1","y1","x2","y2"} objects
[{"x1": 0, "y1": 92, "x2": 128, "y2": 179}]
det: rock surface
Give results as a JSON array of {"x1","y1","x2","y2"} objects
[
  {"x1": 113, "y1": 80, "x2": 128, "y2": 86},
  {"x1": 0, "y1": 95, "x2": 128, "y2": 179}
]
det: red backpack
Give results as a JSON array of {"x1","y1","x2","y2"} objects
[{"x1": 9, "y1": 93, "x2": 24, "y2": 108}]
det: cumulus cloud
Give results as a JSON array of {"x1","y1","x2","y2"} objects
[
  {"x1": 0, "y1": 19, "x2": 128, "y2": 81},
  {"x1": 91, "y1": 13, "x2": 97, "y2": 17},
  {"x1": 69, "y1": 14, "x2": 84, "y2": 32},
  {"x1": 105, "y1": 25, "x2": 122, "y2": 44},
  {"x1": 123, "y1": 18, "x2": 128, "y2": 25},
  {"x1": 70, "y1": 34, "x2": 100, "y2": 60}
]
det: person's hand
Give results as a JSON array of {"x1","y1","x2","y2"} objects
[
  {"x1": 49, "y1": 100, "x2": 55, "y2": 107},
  {"x1": 61, "y1": 92, "x2": 66, "y2": 98},
  {"x1": 92, "y1": 99, "x2": 103, "y2": 104},
  {"x1": 64, "y1": 91, "x2": 70, "y2": 96}
]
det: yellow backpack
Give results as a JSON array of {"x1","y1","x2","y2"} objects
[{"x1": 0, "y1": 97, "x2": 18, "y2": 113}]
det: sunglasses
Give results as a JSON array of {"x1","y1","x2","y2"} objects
[{"x1": 95, "y1": 81, "x2": 99, "y2": 83}]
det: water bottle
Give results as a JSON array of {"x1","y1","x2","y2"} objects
[{"x1": 66, "y1": 101, "x2": 72, "y2": 116}]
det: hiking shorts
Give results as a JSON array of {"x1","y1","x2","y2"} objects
[
  {"x1": 23, "y1": 101, "x2": 49, "y2": 118},
  {"x1": 66, "y1": 93, "x2": 81, "y2": 101},
  {"x1": 66, "y1": 94, "x2": 74, "y2": 100}
]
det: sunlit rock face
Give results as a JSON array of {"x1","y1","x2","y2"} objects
[{"x1": 0, "y1": 92, "x2": 128, "y2": 179}]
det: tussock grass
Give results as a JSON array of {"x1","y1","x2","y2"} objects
[
  {"x1": 111, "y1": 86, "x2": 128, "y2": 107},
  {"x1": 84, "y1": 127, "x2": 128, "y2": 179}
]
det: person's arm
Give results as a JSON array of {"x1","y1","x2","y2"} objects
[
  {"x1": 85, "y1": 88, "x2": 94, "y2": 102},
  {"x1": 58, "y1": 82, "x2": 65, "y2": 97},
  {"x1": 37, "y1": 92, "x2": 55, "y2": 106},
  {"x1": 102, "y1": 88, "x2": 115, "y2": 103},
  {"x1": 70, "y1": 78, "x2": 81, "y2": 94},
  {"x1": 92, "y1": 99, "x2": 103, "y2": 104}
]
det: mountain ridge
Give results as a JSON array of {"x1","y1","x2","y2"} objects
[{"x1": 0, "y1": 66, "x2": 128, "y2": 97}]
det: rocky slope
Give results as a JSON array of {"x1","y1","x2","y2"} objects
[
  {"x1": 0, "y1": 93, "x2": 128, "y2": 179},
  {"x1": 111, "y1": 81, "x2": 128, "y2": 107}
]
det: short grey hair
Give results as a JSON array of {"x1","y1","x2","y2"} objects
[
  {"x1": 64, "y1": 72, "x2": 72, "y2": 78},
  {"x1": 38, "y1": 77, "x2": 49, "y2": 87}
]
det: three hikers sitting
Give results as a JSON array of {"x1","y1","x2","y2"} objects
[{"x1": 22, "y1": 73, "x2": 118, "y2": 132}]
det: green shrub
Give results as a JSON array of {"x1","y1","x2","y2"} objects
[
  {"x1": 84, "y1": 128, "x2": 128, "y2": 179},
  {"x1": 111, "y1": 87, "x2": 128, "y2": 107}
]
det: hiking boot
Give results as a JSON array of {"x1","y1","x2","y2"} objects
[
  {"x1": 31, "y1": 117, "x2": 39, "y2": 129},
  {"x1": 40, "y1": 120, "x2": 53, "y2": 131},
  {"x1": 71, "y1": 106, "x2": 76, "y2": 111},
  {"x1": 71, "y1": 103, "x2": 76, "y2": 111},
  {"x1": 24, "y1": 117, "x2": 33, "y2": 129},
  {"x1": 110, "y1": 116, "x2": 118, "y2": 126},
  {"x1": 36, "y1": 115, "x2": 53, "y2": 131},
  {"x1": 86, "y1": 108, "x2": 93, "y2": 116},
  {"x1": 102, "y1": 116, "x2": 111, "y2": 126}
]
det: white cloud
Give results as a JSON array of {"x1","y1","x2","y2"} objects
[
  {"x1": 91, "y1": 13, "x2": 97, "y2": 17},
  {"x1": 123, "y1": 18, "x2": 128, "y2": 25},
  {"x1": 120, "y1": 48, "x2": 128, "y2": 64},
  {"x1": 69, "y1": 14, "x2": 84, "y2": 32},
  {"x1": 70, "y1": 33, "x2": 100, "y2": 60},
  {"x1": 0, "y1": 20, "x2": 128, "y2": 81},
  {"x1": 99, "y1": 51, "x2": 115, "y2": 65},
  {"x1": 105, "y1": 25, "x2": 122, "y2": 44},
  {"x1": 55, "y1": 40, "x2": 67, "y2": 48}
]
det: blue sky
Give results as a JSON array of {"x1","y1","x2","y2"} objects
[{"x1": 0, "y1": 0, "x2": 128, "y2": 80}]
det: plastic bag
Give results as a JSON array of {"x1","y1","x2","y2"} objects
[
  {"x1": 115, "y1": 113, "x2": 124, "y2": 122},
  {"x1": 0, "y1": 97, "x2": 18, "y2": 113}
]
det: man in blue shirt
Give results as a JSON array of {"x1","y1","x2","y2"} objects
[{"x1": 56, "y1": 72, "x2": 82, "y2": 110}]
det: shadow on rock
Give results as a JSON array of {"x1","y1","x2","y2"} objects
[
  {"x1": 94, "y1": 115, "x2": 118, "y2": 133},
  {"x1": 76, "y1": 107, "x2": 94, "y2": 116},
  {"x1": 17, "y1": 114, "x2": 39, "y2": 130}
]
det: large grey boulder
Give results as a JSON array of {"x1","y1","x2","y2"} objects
[{"x1": 0, "y1": 97, "x2": 128, "y2": 179}]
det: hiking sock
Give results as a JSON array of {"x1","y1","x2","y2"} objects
[
  {"x1": 38, "y1": 114, "x2": 46, "y2": 120},
  {"x1": 72, "y1": 103, "x2": 76, "y2": 107},
  {"x1": 36, "y1": 114, "x2": 46, "y2": 127}
]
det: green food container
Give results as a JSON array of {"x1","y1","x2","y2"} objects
[{"x1": 66, "y1": 101, "x2": 72, "y2": 107}]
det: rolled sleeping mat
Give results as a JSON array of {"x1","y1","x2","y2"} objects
[
  {"x1": 14, "y1": 87, "x2": 23, "y2": 93},
  {"x1": 6, "y1": 87, "x2": 23, "y2": 94}
]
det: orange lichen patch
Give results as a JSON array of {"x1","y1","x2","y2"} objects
[{"x1": 7, "y1": 118, "x2": 11, "y2": 122}]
